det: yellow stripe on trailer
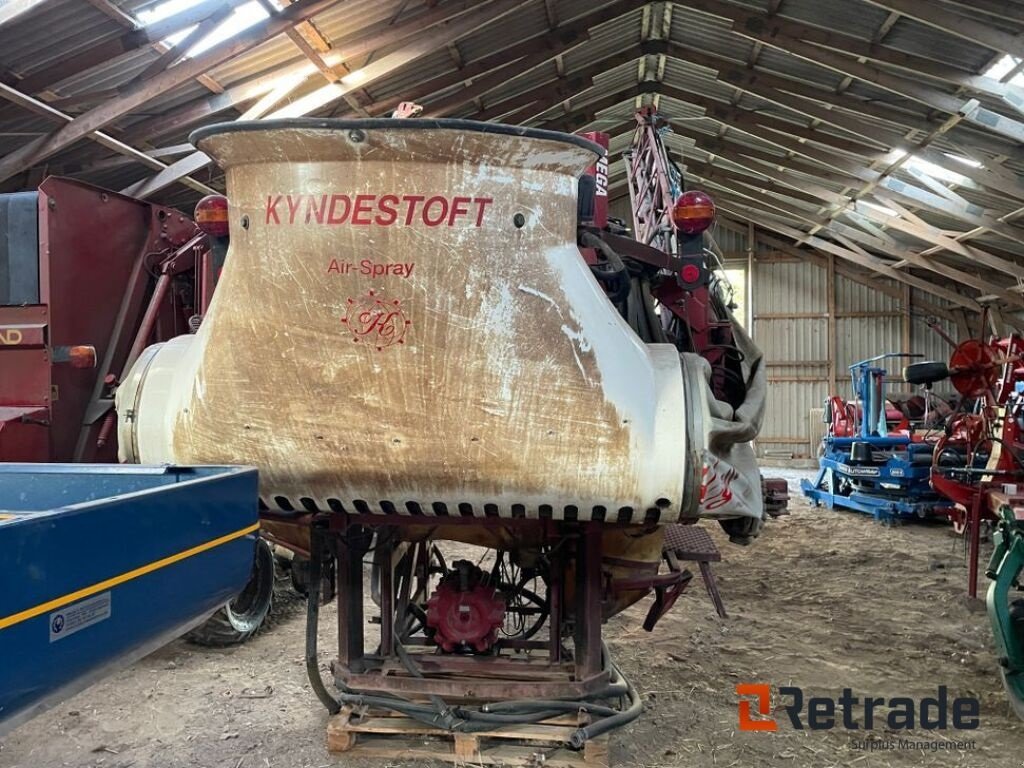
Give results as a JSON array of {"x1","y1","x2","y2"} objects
[{"x1": 0, "y1": 522, "x2": 260, "y2": 631}]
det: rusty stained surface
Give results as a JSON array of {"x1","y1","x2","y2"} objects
[{"x1": 166, "y1": 123, "x2": 686, "y2": 519}]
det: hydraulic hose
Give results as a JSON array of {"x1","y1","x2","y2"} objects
[
  {"x1": 306, "y1": 525, "x2": 342, "y2": 715},
  {"x1": 305, "y1": 532, "x2": 642, "y2": 747},
  {"x1": 568, "y1": 658, "x2": 643, "y2": 749},
  {"x1": 580, "y1": 230, "x2": 627, "y2": 275},
  {"x1": 304, "y1": 531, "x2": 450, "y2": 728},
  {"x1": 394, "y1": 639, "x2": 452, "y2": 720},
  {"x1": 483, "y1": 700, "x2": 619, "y2": 717},
  {"x1": 580, "y1": 230, "x2": 630, "y2": 304}
]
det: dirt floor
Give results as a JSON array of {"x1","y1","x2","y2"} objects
[{"x1": 5, "y1": 467, "x2": 1024, "y2": 768}]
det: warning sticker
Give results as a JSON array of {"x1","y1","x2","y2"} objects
[{"x1": 49, "y1": 592, "x2": 111, "y2": 642}]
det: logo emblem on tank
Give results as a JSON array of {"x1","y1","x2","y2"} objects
[{"x1": 342, "y1": 290, "x2": 411, "y2": 351}]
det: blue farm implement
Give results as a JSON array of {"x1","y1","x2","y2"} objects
[
  {"x1": 802, "y1": 354, "x2": 955, "y2": 521},
  {"x1": 0, "y1": 464, "x2": 259, "y2": 735},
  {"x1": 0, "y1": 178, "x2": 275, "y2": 647}
]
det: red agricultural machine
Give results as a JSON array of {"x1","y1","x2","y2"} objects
[
  {"x1": 111, "y1": 112, "x2": 774, "y2": 759},
  {"x1": 614, "y1": 108, "x2": 788, "y2": 521},
  {"x1": 921, "y1": 328, "x2": 1024, "y2": 716},
  {"x1": 0, "y1": 177, "x2": 221, "y2": 464},
  {"x1": 929, "y1": 332, "x2": 1024, "y2": 596}
]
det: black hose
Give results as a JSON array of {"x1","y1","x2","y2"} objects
[
  {"x1": 639, "y1": 278, "x2": 668, "y2": 344},
  {"x1": 305, "y1": 532, "x2": 641, "y2": 746},
  {"x1": 568, "y1": 660, "x2": 643, "y2": 749},
  {"x1": 306, "y1": 525, "x2": 342, "y2": 715},
  {"x1": 580, "y1": 230, "x2": 626, "y2": 275},
  {"x1": 394, "y1": 640, "x2": 452, "y2": 721},
  {"x1": 454, "y1": 710, "x2": 566, "y2": 727},
  {"x1": 580, "y1": 230, "x2": 631, "y2": 304},
  {"x1": 485, "y1": 700, "x2": 619, "y2": 717}
]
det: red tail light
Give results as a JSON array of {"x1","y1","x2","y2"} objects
[
  {"x1": 672, "y1": 190, "x2": 715, "y2": 235},
  {"x1": 195, "y1": 194, "x2": 229, "y2": 238}
]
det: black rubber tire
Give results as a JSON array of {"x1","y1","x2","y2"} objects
[
  {"x1": 187, "y1": 537, "x2": 275, "y2": 647},
  {"x1": 903, "y1": 361, "x2": 949, "y2": 386}
]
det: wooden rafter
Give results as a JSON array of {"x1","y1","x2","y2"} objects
[
  {"x1": 81, "y1": 0, "x2": 140, "y2": 29},
  {"x1": 124, "y1": 0, "x2": 530, "y2": 198},
  {"x1": 862, "y1": 0, "x2": 1024, "y2": 59},
  {"x1": 14, "y1": 0, "x2": 244, "y2": 94},
  {"x1": 0, "y1": 0, "x2": 49, "y2": 27},
  {"x1": 0, "y1": 0, "x2": 343, "y2": 185},
  {"x1": 0, "y1": 82, "x2": 218, "y2": 196},
  {"x1": 602, "y1": 121, "x2": 1023, "y2": 308},
  {"x1": 123, "y1": 0, "x2": 510, "y2": 142}
]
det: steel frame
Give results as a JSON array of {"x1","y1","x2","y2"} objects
[{"x1": 327, "y1": 514, "x2": 609, "y2": 702}]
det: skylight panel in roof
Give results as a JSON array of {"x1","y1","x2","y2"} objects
[{"x1": 139, "y1": 0, "x2": 269, "y2": 59}]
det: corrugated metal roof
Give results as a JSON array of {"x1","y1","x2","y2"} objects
[
  {"x1": 881, "y1": 16, "x2": 997, "y2": 73},
  {"x1": 779, "y1": 0, "x2": 894, "y2": 40},
  {"x1": 0, "y1": 0, "x2": 1020, "y2": 313},
  {"x1": 1, "y1": 0, "x2": 123, "y2": 77}
]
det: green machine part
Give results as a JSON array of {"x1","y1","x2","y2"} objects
[{"x1": 987, "y1": 501, "x2": 1024, "y2": 718}]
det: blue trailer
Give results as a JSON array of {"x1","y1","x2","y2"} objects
[{"x1": 0, "y1": 463, "x2": 259, "y2": 735}]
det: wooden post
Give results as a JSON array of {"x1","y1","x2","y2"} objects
[
  {"x1": 747, "y1": 220, "x2": 755, "y2": 330},
  {"x1": 827, "y1": 254, "x2": 837, "y2": 388},
  {"x1": 548, "y1": 540, "x2": 563, "y2": 663},
  {"x1": 902, "y1": 283, "x2": 912, "y2": 358}
]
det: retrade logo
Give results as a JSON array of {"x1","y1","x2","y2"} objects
[
  {"x1": 736, "y1": 684, "x2": 980, "y2": 732},
  {"x1": 737, "y1": 683, "x2": 777, "y2": 731}
]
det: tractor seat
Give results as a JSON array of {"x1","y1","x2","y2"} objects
[{"x1": 903, "y1": 361, "x2": 949, "y2": 386}]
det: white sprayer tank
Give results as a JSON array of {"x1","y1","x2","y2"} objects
[{"x1": 117, "y1": 119, "x2": 706, "y2": 523}]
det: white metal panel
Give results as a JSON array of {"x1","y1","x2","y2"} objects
[
  {"x1": 752, "y1": 257, "x2": 826, "y2": 313},
  {"x1": 751, "y1": 255, "x2": 828, "y2": 457}
]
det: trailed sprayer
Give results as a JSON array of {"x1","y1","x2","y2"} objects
[{"x1": 115, "y1": 118, "x2": 768, "y2": 757}]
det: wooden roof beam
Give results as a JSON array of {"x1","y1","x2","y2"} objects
[
  {"x1": 14, "y1": 0, "x2": 243, "y2": 94},
  {"x1": 725, "y1": 16, "x2": 1024, "y2": 146},
  {"x1": 643, "y1": 108, "x2": 1024, "y2": 235},
  {"x1": 472, "y1": 74, "x2": 594, "y2": 122},
  {"x1": 704, "y1": 195, "x2": 983, "y2": 310},
  {"x1": 656, "y1": 98, "x2": 1024, "y2": 229},
  {"x1": 0, "y1": 82, "x2": 217, "y2": 196},
  {"x1": 130, "y1": 5, "x2": 235, "y2": 85},
  {"x1": 399, "y1": 0, "x2": 652, "y2": 119},
  {"x1": 123, "y1": 0, "x2": 528, "y2": 199},
  {"x1": 846, "y1": 202, "x2": 1024, "y2": 279},
  {"x1": 685, "y1": 0, "x2": 1019, "y2": 101},
  {"x1": 126, "y1": 0, "x2": 601, "y2": 140},
  {"x1": 663, "y1": 172, "x2": 1024, "y2": 306},
  {"x1": 801, "y1": 100, "x2": 967, "y2": 239},
  {"x1": 0, "y1": 0, "x2": 343, "y2": 185},
  {"x1": 661, "y1": 40, "x2": 1024, "y2": 162},
  {"x1": 683, "y1": 157, "x2": 839, "y2": 207},
  {"x1": 254, "y1": 0, "x2": 371, "y2": 115},
  {"x1": 82, "y1": 0, "x2": 140, "y2": 28},
  {"x1": 862, "y1": 0, "x2": 1024, "y2": 60},
  {"x1": 445, "y1": 44, "x2": 648, "y2": 122},
  {"x1": 712, "y1": 218, "x2": 957, "y2": 321},
  {"x1": 0, "y1": 0, "x2": 49, "y2": 27}
]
